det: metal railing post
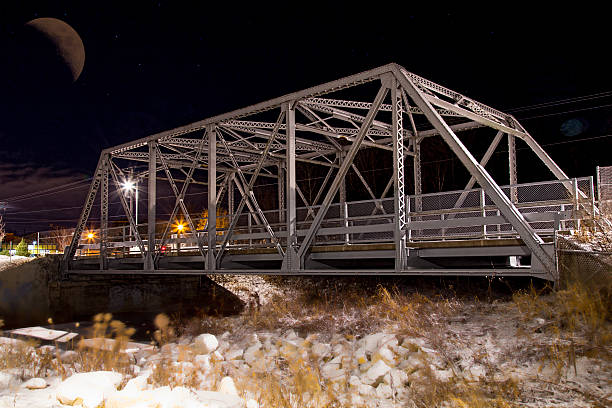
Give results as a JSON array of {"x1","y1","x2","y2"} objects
[
  {"x1": 596, "y1": 166, "x2": 601, "y2": 204},
  {"x1": 589, "y1": 176, "x2": 596, "y2": 221},
  {"x1": 573, "y1": 178, "x2": 581, "y2": 231},
  {"x1": 248, "y1": 213, "x2": 252, "y2": 248},
  {"x1": 406, "y1": 195, "x2": 412, "y2": 242},
  {"x1": 480, "y1": 188, "x2": 487, "y2": 238},
  {"x1": 343, "y1": 202, "x2": 350, "y2": 245}
]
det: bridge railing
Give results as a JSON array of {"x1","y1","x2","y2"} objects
[{"x1": 57, "y1": 176, "x2": 595, "y2": 258}]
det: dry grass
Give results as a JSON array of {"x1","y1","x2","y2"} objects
[{"x1": 1, "y1": 271, "x2": 610, "y2": 407}]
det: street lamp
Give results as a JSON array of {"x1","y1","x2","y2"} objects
[{"x1": 121, "y1": 177, "x2": 139, "y2": 241}]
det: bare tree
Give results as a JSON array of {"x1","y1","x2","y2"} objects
[
  {"x1": 49, "y1": 226, "x2": 73, "y2": 253},
  {"x1": 0, "y1": 214, "x2": 5, "y2": 248}
]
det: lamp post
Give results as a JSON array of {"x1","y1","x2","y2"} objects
[{"x1": 121, "y1": 174, "x2": 138, "y2": 242}]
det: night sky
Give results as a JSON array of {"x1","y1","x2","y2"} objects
[{"x1": 1, "y1": 2, "x2": 611, "y2": 234}]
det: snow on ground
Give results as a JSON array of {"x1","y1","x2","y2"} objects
[
  {"x1": 0, "y1": 255, "x2": 32, "y2": 272},
  {"x1": 1, "y1": 275, "x2": 610, "y2": 407}
]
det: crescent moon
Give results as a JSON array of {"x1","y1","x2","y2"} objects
[{"x1": 25, "y1": 18, "x2": 85, "y2": 82}]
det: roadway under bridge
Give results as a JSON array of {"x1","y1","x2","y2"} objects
[{"x1": 62, "y1": 63, "x2": 602, "y2": 283}]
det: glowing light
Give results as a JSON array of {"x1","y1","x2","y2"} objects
[
  {"x1": 87, "y1": 233, "x2": 94, "y2": 239},
  {"x1": 171, "y1": 220, "x2": 188, "y2": 234},
  {"x1": 122, "y1": 180, "x2": 135, "y2": 191}
]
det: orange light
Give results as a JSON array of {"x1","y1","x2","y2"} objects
[
  {"x1": 172, "y1": 219, "x2": 188, "y2": 234},
  {"x1": 87, "y1": 233, "x2": 94, "y2": 239}
]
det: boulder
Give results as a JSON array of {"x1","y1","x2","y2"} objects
[
  {"x1": 243, "y1": 342, "x2": 262, "y2": 365},
  {"x1": 372, "y1": 345, "x2": 396, "y2": 366},
  {"x1": 217, "y1": 376, "x2": 239, "y2": 396},
  {"x1": 122, "y1": 372, "x2": 151, "y2": 392},
  {"x1": 195, "y1": 354, "x2": 211, "y2": 370},
  {"x1": 56, "y1": 371, "x2": 123, "y2": 408},
  {"x1": 362, "y1": 360, "x2": 391, "y2": 385},
  {"x1": 225, "y1": 348, "x2": 244, "y2": 361},
  {"x1": 194, "y1": 333, "x2": 219, "y2": 354},
  {"x1": 246, "y1": 399, "x2": 259, "y2": 408},
  {"x1": 383, "y1": 368, "x2": 408, "y2": 387},
  {"x1": 354, "y1": 347, "x2": 368, "y2": 365},
  {"x1": 359, "y1": 333, "x2": 387, "y2": 354},
  {"x1": 320, "y1": 363, "x2": 345, "y2": 381},
  {"x1": 0, "y1": 372, "x2": 18, "y2": 389},
  {"x1": 59, "y1": 350, "x2": 79, "y2": 364},
  {"x1": 23, "y1": 377, "x2": 47, "y2": 389},
  {"x1": 376, "y1": 383, "x2": 393, "y2": 399},
  {"x1": 311, "y1": 342, "x2": 331, "y2": 359},
  {"x1": 358, "y1": 383, "x2": 376, "y2": 396},
  {"x1": 348, "y1": 375, "x2": 361, "y2": 388}
]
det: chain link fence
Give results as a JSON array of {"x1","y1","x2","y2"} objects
[
  {"x1": 556, "y1": 235, "x2": 612, "y2": 290},
  {"x1": 597, "y1": 165, "x2": 612, "y2": 215}
]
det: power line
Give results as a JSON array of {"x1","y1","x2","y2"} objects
[
  {"x1": 506, "y1": 90, "x2": 612, "y2": 113},
  {"x1": 518, "y1": 103, "x2": 612, "y2": 121},
  {"x1": 1, "y1": 178, "x2": 92, "y2": 203}
]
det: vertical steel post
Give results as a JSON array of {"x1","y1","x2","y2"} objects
[
  {"x1": 508, "y1": 134, "x2": 518, "y2": 203},
  {"x1": 338, "y1": 150, "x2": 347, "y2": 239},
  {"x1": 145, "y1": 141, "x2": 156, "y2": 270},
  {"x1": 282, "y1": 103, "x2": 299, "y2": 270},
  {"x1": 278, "y1": 162, "x2": 285, "y2": 224},
  {"x1": 228, "y1": 174, "x2": 234, "y2": 225},
  {"x1": 208, "y1": 125, "x2": 217, "y2": 270},
  {"x1": 391, "y1": 82, "x2": 407, "y2": 270},
  {"x1": 413, "y1": 139, "x2": 422, "y2": 212},
  {"x1": 100, "y1": 156, "x2": 109, "y2": 270}
]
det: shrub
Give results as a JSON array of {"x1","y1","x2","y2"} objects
[
  {"x1": 15, "y1": 238, "x2": 29, "y2": 257},
  {"x1": 0, "y1": 249, "x2": 9, "y2": 256}
]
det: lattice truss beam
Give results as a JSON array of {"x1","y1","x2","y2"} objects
[{"x1": 65, "y1": 63, "x2": 573, "y2": 279}]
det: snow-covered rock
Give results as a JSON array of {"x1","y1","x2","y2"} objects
[
  {"x1": 320, "y1": 363, "x2": 345, "y2": 381},
  {"x1": 195, "y1": 354, "x2": 211, "y2": 370},
  {"x1": 105, "y1": 388, "x2": 158, "y2": 408},
  {"x1": 468, "y1": 364, "x2": 486, "y2": 379},
  {"x1": 359, "y1": 333, "x2": 387, "y2": 354},
  {"x1": 376, "y1": 383, "x2": 393, "y2": 399},
  {"x1": 358, "y1": 383, "x2": 376, "y2": 396},
  {"x1": 122, "y1": 372, "x2": 151, "y2": 392},
  {"x1": 383, "y1": 368, "x2": 408, "y2": 387},
  {"x1": 0, "y1": 372, "x2": 19, "y2": 389},
  {"x1": 107, "y1": 386, "x2": 232, "y2": 408},
  {"x1": 354, "y1": 347, "x2": 368, "y2": 365},
  {"x1": 311, "y1": 342, "x2": 331, "y2": 359},
  {"x1": 373, "y1": 345, "x2": 396, "y2": 366},
  {"x1": 243, "y1": 342, "x2": 262, "y2": 365},
  {"x1": 22, "y1": 377, "x2": 47, "y2": 389},
  {"x1": 56, "y1": 371, "x2": 123, "y2": 408},
  {"x1": 225, "y1": 348, "x2": 244, "y2": 361},
  {"x1": 246, "y1": 399, "x2": 259, "y2": 408},
  {"x1": 362, "y1": 360, "x2": 391, "y2": 385},
  {"x1": 217, "y1": 376, "x2": 239, "y2": 396},
  {"x1": 194, "y1": 333, "x2": 219, "y2": 354},
  {"x1": 60, "y1": 350, "x2": 79, "y2": 363}
]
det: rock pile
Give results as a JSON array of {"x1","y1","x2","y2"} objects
[{"x1": 0, "y1": 328, "x2": 455, "y2": 407}]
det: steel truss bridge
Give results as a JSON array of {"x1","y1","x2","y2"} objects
[{"x1": 63, "y1": 64, "x2": 601, "y2": 282}]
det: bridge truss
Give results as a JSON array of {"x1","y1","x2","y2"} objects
[{"x1": 63, "y1": 64, "x2": 599, "y2": 282}]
